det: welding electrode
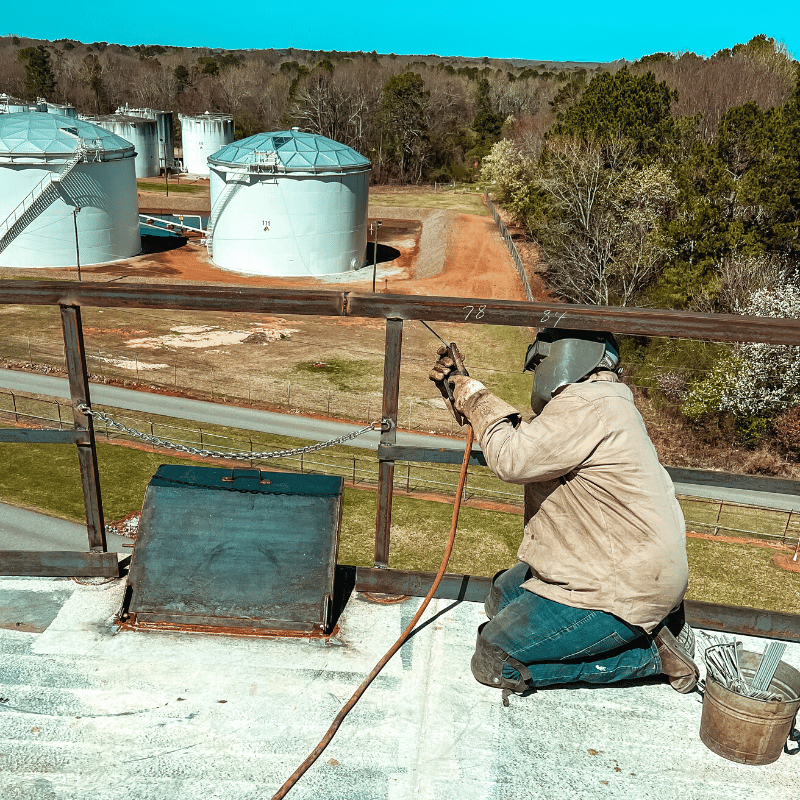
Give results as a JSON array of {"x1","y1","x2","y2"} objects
[{"x1": 271, "y1": 427, "x2": 475, "y2": 800}]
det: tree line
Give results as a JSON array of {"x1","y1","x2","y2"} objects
[
  {"x1": 481, "y1": 35, "x2": 800, "y2": 460},
  {"x1": 2, "y1": 35, "x2": 602, "y2": 183}
]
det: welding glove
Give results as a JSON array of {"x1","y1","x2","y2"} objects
[
  {"x1": 429, "y1": 345, "x2": 467, "y2": 425},
  {"x1": 451, "y1": 378, "x2": 520, "y2": 441},
  {"x1": 430, "y1": 347, "x2": 519, "y2": 437}
]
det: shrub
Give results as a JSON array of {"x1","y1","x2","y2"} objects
[
  {"x1": 734, "y1": 415, "x2": 772, "y2": 448},
  {"x1": 743, "y1": 450, "x2": 785, "y2": 476},
  {"x1": 657, "y1": 371, "x2": 687, "y2": 402},
  {"x1": 773, "y1": 406, "x2": 800, "y2": 455}
]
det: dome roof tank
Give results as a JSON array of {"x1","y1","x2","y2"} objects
[
  {"x1": 0, "y1": 113, "x2": 141, "y2": 268},
  {"x1": 206, "y1": 129, "x2": 371, "y2": 277}
]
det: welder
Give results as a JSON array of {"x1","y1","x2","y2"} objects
[{"x1": 430, "y1": 328, "x2": 698, "y2": 701}]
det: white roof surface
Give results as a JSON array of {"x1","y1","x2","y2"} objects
[{"x1": 1, "y1": 569, "x2": 798, "y2": 800}]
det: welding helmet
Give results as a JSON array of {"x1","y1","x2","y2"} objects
[{"x1": 524, "y1": 329, "x2": 620, "y2": 414}]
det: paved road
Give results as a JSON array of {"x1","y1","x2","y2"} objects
[
  {"x1": 6, "y1": 371, "x2": 793, "y2": 513},
  {"x1": 0, "y1": 369, "x2": 466, "y2": 453},
  {"x1": 0, "y1": 503, "x2": 130, "y2": 553}
]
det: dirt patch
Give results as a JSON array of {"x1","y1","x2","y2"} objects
[
  {"x1": 30, "y1": 201, "x2": 533, "y2": 304},
  {"x1": 773, "y1": 551, "x2": 800, "y2": 573}
]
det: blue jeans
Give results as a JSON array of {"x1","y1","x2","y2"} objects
[{"x1": 481, "y1": 562, "x2": 661, "y2": 688}]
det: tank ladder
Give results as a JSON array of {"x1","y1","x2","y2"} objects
[
  {"x1": 204, "y1": 175, "x2": 247, "y2": 258},
  {"x1": 0, "y1": 140, "x2": 99, "y2": 255},
  {"x1": 205, "y1": 152, "x2": 282, "y2": 258}
]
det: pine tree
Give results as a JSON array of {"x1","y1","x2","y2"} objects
[{"x1": 17, "y1": 45, "x2": 56, "y2": 100}]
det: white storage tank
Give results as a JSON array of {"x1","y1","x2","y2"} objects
[
  {"x1": 0, "y1": 94, "x2": 31, "y2": 114},
  {"x1": 207, "y1": 129, "x2": 371, "y2": 277},
  {"x1": 37, "y1": 100, "x2": 77, "y2": 118},
  {"x1": 178, "y1": 112, "x2": 234, "y2": 176},
  {"x1": 84, "y1": 113, "x2": 160, "y2": 178},
  {"x1": 0, "y1": 113, "x2": 141, "y2": 268},
  {"x1": 118, "y1": 106, "x2": 175, "y2": 171}
]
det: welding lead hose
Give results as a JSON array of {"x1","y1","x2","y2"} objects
[{"x1": 271, "y1": 424, "x2": 475, "y2": 800}]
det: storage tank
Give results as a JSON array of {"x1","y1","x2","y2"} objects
[
  {"x1": 84, "y1": 113, "x2": 160, "y2": 178},
  {"x1": 207, "y1": 129, "x2": 371, "y2": 277},
  {"x1": 37, "y1": 100, "x2": 77, "y2": 118},
  {"x1": 118, "y1": 106, "x2": 175, "y2": 171},
  {"x1": 0, "y1": 113, "x2": 141, "y2": 268},
  {"x1": 0, "y1": 94, "x2": 31, "y2": 114},
  {"x1": 178, "y1": 112, "x2": 234, "y2": 176}
]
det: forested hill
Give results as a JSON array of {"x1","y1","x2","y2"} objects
[{"x1": 1, "y1": 34, "x2": 624, "y2": 180}]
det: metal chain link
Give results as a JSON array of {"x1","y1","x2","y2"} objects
[{"x1": 78, "y1": 405, "x2": 388, "y2": 461}]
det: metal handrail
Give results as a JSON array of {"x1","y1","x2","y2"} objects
[
  {"x1": 0, "y1": 146, "x2": 87, "y2": 250},
  {"x1": 2, "y1": 278, "x2": 800, "y2": 633}
]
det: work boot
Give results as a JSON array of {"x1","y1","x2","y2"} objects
[
  {"x1": 471, "y1": 622, "x2": 533, "y2": 705},
  {"x1": 664, "y1": 601, "x2": 695, "y2": 659},
  {"x1": 484, "y1": 569, "x2": 507, "y2": 620},
  {"x1": 654, "y1": 623, "x2": 699, "y2": 694}
]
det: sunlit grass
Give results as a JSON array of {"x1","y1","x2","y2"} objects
[
  {"x1": 136, "y1": 181, "x2": 206, "y2": 195},
  {"x1": 369, "y1": 191, "x2": 489, "y2": 215},
  {"x1": 1, "y1": 435, "x2": 798, "y2": 614}
]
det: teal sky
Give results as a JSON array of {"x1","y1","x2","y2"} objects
[{"x1": 4, "y1": 1, "x2": 798, "y2": 63}]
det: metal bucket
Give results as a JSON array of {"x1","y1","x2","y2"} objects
[{"x1": 700, "y1": 649, "x2": 800, "y2": 765}]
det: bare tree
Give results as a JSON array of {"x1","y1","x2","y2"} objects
[{"x1": 532, "y1": 137, "x2": 675, "y2": 306}]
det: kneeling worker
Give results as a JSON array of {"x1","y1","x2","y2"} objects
[{"x1": 430, "y1": 328, "x2": 698, "y2": 702}]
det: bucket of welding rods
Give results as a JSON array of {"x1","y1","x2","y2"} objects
[{"x1": 699, "y1": 638, "x2": 800, "y2": 765}]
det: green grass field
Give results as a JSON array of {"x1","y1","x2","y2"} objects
[
  {"x1": 136, "y1": 181, "x2": 206, "y2": 195},
  {"x1": 369, "y1": 190, "x2": 489, "y2": 216},
  {"x1": 1, "y1": 436, "x2": 798, "y2": 614}
]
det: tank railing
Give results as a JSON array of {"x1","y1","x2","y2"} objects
[
  {"x1": 205, "y1": 178, "x2": 247, "y2": 255},
  {"x1": 78, "y1": 138, "x2": 103, "y2": 160},
  {"x1": 250, "y1": 151, "x2": 285, "y2": 173},
  {"x1": 0, "y1": 146, "x2": 88, "y2": 252},
  {"x1": 1, "y1": 281, "x2": 800, "y2": 641},
  {"x1": 0, "y1": 174, "x2": 59, "y2": 249}
]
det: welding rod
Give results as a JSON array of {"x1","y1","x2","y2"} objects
[
  {"x1": 751, "y1": 641, "x2": 786, "y2": 692},
  {"x1": 420, "y1": 319, "x2": 450, "y2": 349}
]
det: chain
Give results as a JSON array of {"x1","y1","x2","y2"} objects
[{"x1": 78, "y1": 405, "x2": 389, "y2": 461}]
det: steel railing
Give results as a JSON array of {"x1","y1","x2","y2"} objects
[{"x1": 1, "y1": 280, "x2": 800, "y2": 640}]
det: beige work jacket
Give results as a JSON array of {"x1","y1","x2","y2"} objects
[{"x1": 478, "y1": 373, "x2": 688, "y2": 633}]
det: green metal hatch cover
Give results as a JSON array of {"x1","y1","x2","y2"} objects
[{"x1": 125, "y1": 465, "x2": 343, "y2": 635}]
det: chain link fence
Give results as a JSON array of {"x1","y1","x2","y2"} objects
[
  {"x1": 2, "y1": 387, "x2": 800, "y2": 550},
  {"x1": 0, "y1": 337, "x2": 463, "y2": 437},
  {"x1": 484, "y1": 191, "x2": 535, "y2": 302}
]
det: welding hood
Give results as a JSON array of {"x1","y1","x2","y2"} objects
[{"x1": 525, "y1": 329, "x2": 620, "y2": 414}]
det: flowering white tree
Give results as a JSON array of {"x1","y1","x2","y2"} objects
[
  {"x1": 480, "y1": 139, "x2": 533, "y2": 204},
  {"x1": 683, "y1": 271, "x2": 800, "y2": 419}
]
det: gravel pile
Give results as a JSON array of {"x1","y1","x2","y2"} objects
[{"x1": 373, "y1": 207, "x2": 452, "y2": 279}]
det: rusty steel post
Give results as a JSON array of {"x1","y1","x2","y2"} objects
[
  {"x1": 60, "y1": 305, "x2": 107, "y2": 552},
  {"x1": 374, "y1": 318, "x2": 403, "y2": 568}
]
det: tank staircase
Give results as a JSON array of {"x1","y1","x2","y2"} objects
[
  {"x1": 0, "y1": 142, "x2": 96, "y2": 256},
  {"x1": 204, "y1": 177, "x2": 246, "y2": 258},
  {"x1": 205, "y1": 152, "x2": 283, "y2": 258}
]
